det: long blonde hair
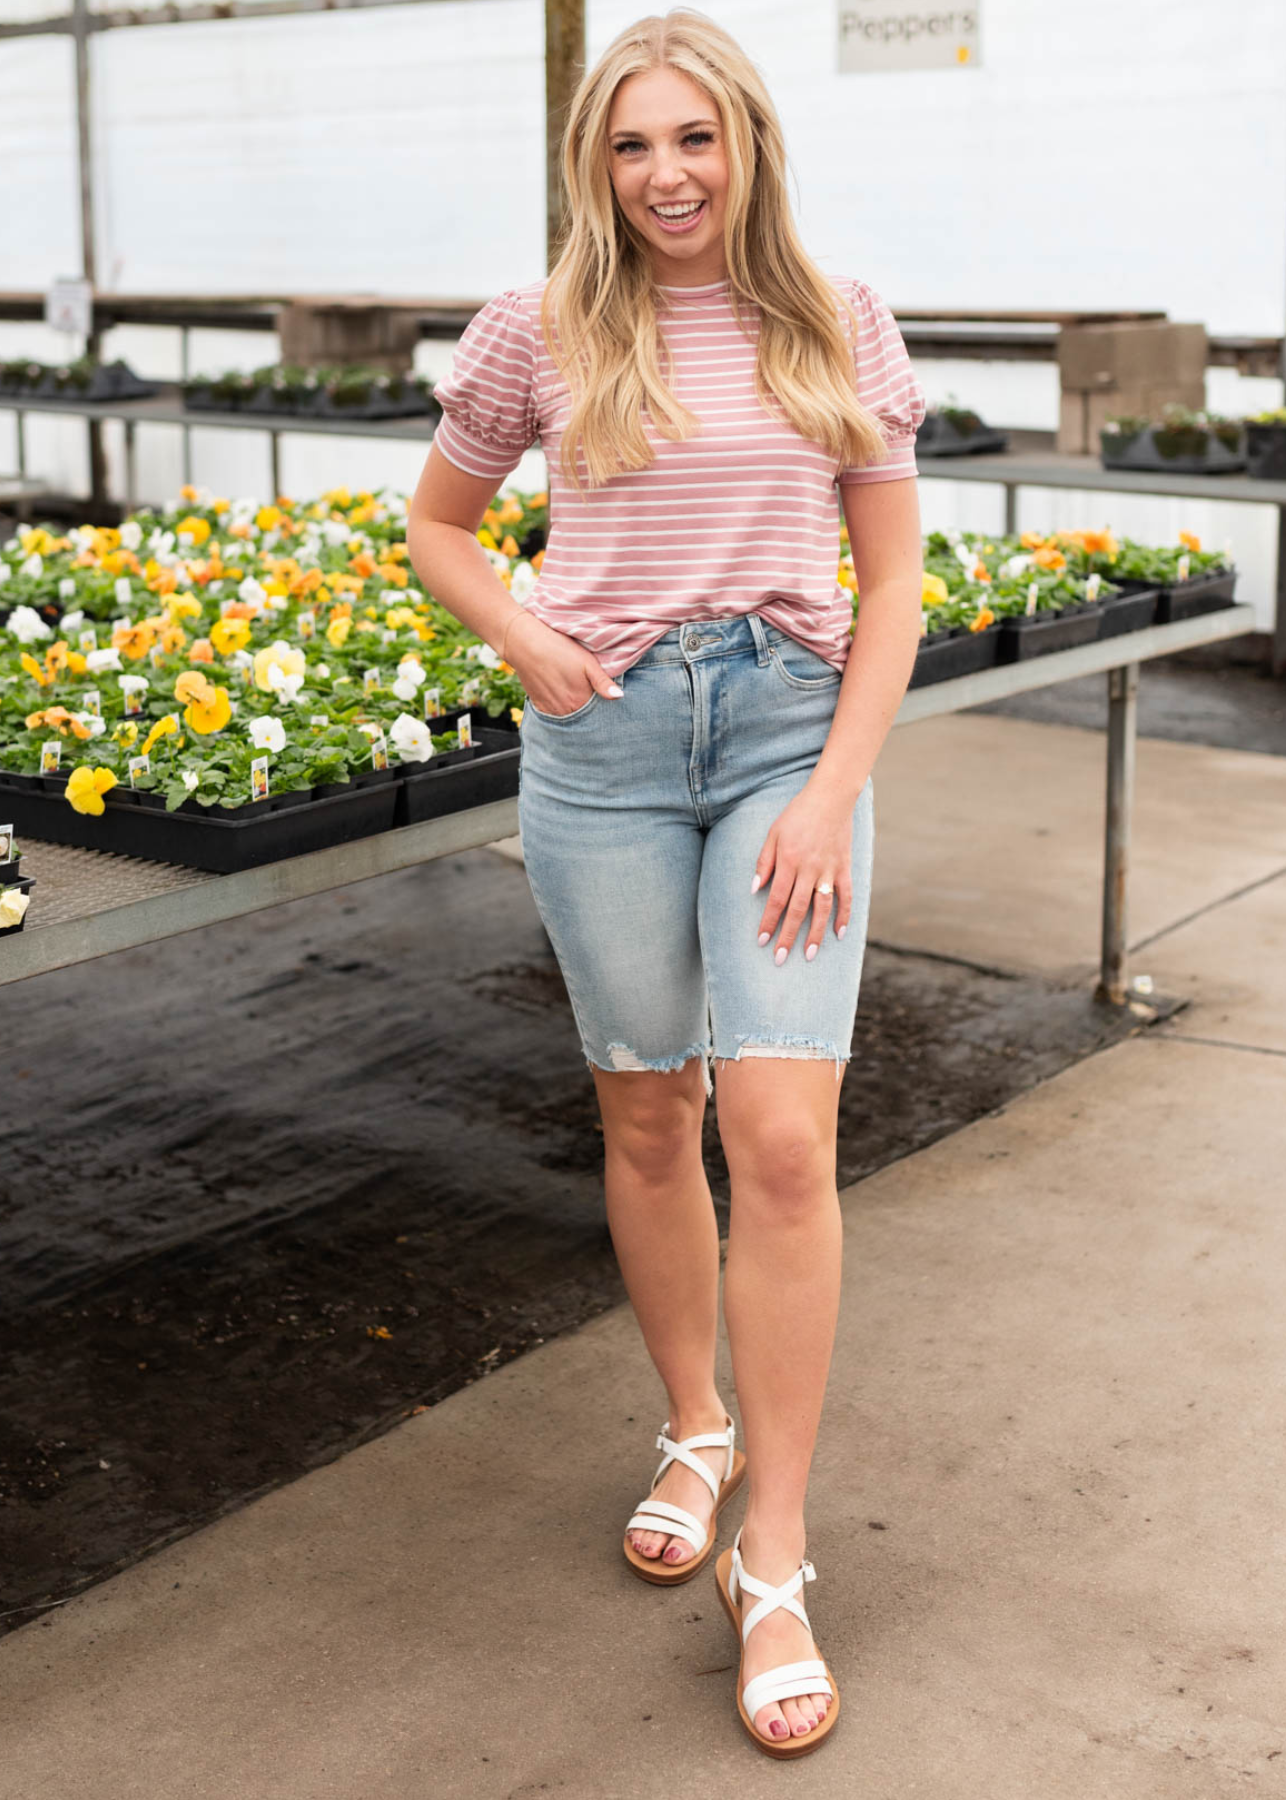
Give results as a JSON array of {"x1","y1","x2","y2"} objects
[{"x1": 541, "y1": 7, "x2": 892, "y2": 494}]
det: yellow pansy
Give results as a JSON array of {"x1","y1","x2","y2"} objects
[
  {"x1": 253, "y1": 643, "x2": 305, "y2": 692},
  {"x1": 211, "y1": 617, "x2": 252, "y2": 656},
  {"x1": 20, "y1": 652, "x2": 52, "y2": 687},
  {"x1": 176, "y1": 515, "x2": 211, "y2": 546},
  {"x1": 142, "y1": 714, "x2": 179, "y2": 755},
  {"x1": 326, "y1": 615, "x2": 352, "y2": 650},
  {"x1": 66, "y1": 766, "x2": 118, "y2": 815},
  {"x1": 922, "y1": 572, "x2": 950, "y2": 605},
  {"x1": 113, "y1": 721, "x2": 140, "y2": 747},
  {"x1": 184, "y1": 685, "x2": 232, "y2": 734}
]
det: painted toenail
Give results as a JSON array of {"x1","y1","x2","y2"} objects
[{"x1": 769, "y1": 1721, "x2": 787, "y2": 1739}]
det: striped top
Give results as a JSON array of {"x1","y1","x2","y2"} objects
[{"x1": 431, "y1": 273, "x2": 926, "y2": 679}]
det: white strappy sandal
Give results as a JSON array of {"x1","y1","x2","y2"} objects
[
  {"x1": 714, "y1": 1526, "x2": 840, "y2": 1757},
  {"x1": 622, "y1": 1413, "x2": 746, "y2": 1585}
]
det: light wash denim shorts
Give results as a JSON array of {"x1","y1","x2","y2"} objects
[{"x1": 516, "y1": 611, "x2": 874, "y2": 1098}]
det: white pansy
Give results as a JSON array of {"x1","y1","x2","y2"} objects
[
  {"x1": 207, "y1": 580, "x2": 223, "y2": 596},
  {"x1": 0, "y1": 887, "x2": 30, "y2": 928},
  {"x1": 321, "y1": 519, "x2": 350, "y2": 547},
  {"x1": 1001, "y1": 553, "x2": 1035, "y2": 579},
  {"x1": 482, "y1": 547, "x2": 510, "y2": 574},
  {"x1": 70, "y1": 711, "x2": 106, "y2": 738},
  {"x1": 467, "y1": 642, "x2": 501, "y2": 669},
  {"x1": 86, "y1": 646, "x2": 123, "y2": 673},
  {"x1": 355, "y1": 721, "x2": 383, "y2": 741},
  {"x1": 6, "y1": 605, "x2": 52, "y2": 643},
  {"x1": 389, "y1": 713, "x2": 434, "y2": 763},
  {"x1": 115, "y1": 576, "x2": 133, "y2": 605},
  {"x1": 249, "y1": 715, "x2": 286, "y2": 752},
  {"x1": 238, "y1": 577, "x2": 267, "y2": 607},
  {"x1": 509, "y1": 561, "x2": 538, "y2": 603},
  {"x1": 19, "y1": 553, "x2": 43, "y2": 580},
  {"x1": 120, "y1": 520, "x2": 143, "y2": 551},
  {"x1": 2, "y1": 536, "x2": 17, "y2": 553},
  {"x1": 314, "y1": 662, "x2": 330, "y2": 678},
  {"x1": 118, "y1": 674, "x2": 149, "y2": 695},
  {"x1": 952, "y1": 541, "x2": 977, "y2": 571},
  {"x1": 69, "y1": 526, "x2": 95, "y2": 552},
  {"x1": 182, "y1": 770, "x2": 200, "y2": 791},
  {"x1": 0, "y1": 564, "x2": 9, "y2": 586},
  {"x1": 267, "y1": 665, "x2": 305, "y2": 705},
  {"x1": 61, "y1": 608, "x2": 85, "y2": 633},
  {"x1": 59, "y1": 577, "x2": 77, "y2": 599}
]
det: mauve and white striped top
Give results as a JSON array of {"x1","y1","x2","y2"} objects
[{"x1": 431, "y1": 274, "x2": 926, "y2": 680}]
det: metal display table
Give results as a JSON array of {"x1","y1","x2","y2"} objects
[
  {"x1": 2, "y1": 606, "x2": 1255, "y2": 1002},
  {"x1": 1, "y1": 386, "x2": 441, "y2": 514},
  {"x1": 919, "y1": 435, "x2": 1286, "y2": 674}
]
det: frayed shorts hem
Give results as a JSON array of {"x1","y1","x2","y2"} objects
[{"x1": 582, "y1": 1033, "x2": 850, "y2": 1098}]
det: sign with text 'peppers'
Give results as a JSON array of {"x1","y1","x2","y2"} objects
[{"x1": 838, "y1": 4, "x2": 981, "y2": 72}]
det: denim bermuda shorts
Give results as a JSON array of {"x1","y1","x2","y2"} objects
[{"x1": 516, "y1": 611, "x2": 874, "y2": 1099}]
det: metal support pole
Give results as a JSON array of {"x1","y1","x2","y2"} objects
[
  {"x1": 123, "y1": 418, "x2": 136, "y2": 512},
  {"x1": 71, "y1": 0, "x2": 108, "y2": 512},
  {"x1": 1272, "y1": 502, "x2": 1286, "y2": 679},
  {"x1": 1097, "y1": 661, "x2": 1139, "y2": 1005},
  {"x1": 544, "y1": 0, "x2": 584, "y2": 273},
  {"x1": 180, "y1": 324, "x2": 193, "y2": 488},
  {"x1": 270, "y1": 431, "x2": 281, "y2": 497},
  {"x1": 1003, "y1": 480, "x2": 1017, "y2": 536}
]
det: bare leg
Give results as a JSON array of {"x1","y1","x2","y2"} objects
[
  {"x1": 592, "y1": 1058, "x2": 733, "y2": 1564},
  {"x1": 716, "y1": 1055, "x2": 844, "y2": 1741}
]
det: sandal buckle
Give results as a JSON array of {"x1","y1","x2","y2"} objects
[{"x1": 802, "y1": 1560, "x2": 817, "y2": 1583}]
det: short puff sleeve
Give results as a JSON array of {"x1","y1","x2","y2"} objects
[
  {"x1": 835, "y1": 278, "x2": 927, "y2": 486},
  {"x1": 432, "y1": 287, "x2": 540, "y2": 483}
]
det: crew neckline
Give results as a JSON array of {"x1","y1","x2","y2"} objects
[{"x1": 658, "y1": 276, "x2": 732, "y2": 293}]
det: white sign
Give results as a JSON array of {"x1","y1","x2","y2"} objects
[
  {"x1": 45, "y1": 277, "x2": 93, "y2": 338},
  {"x1": 839, "y1": 4, "x2": 981, "y2": 72}
]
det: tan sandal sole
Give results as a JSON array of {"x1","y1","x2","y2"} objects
[
  {"x1": 622, "y1": 1450, "x2": 747, "y2": 1585},
  {"x1": 714, "y1": 1545, "x2": 841, "y2": 1758}
]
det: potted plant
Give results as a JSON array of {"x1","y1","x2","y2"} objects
[
  {"x1": 1101, "y1": 404, "x2": 1245, "y2": 474},
  {"x1": 0, "y1": 872, "x2": 34, "y2": 936},
  {"x1": 915, "y1": 399, "x2": 1009, "y2": 458},
  {"x1": 1244, "y1": 407, "x2": 1286, "y2": 482}
]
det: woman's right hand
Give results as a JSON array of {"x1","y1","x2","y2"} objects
[{"x1": 506, "y1": 611, "x2": 623, "y2": 717}]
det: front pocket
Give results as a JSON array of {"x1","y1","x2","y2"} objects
[
  {"x1": 768, "y1": 636, "x2": 843, "y2": 691},
  {"x1": 525, "y1": 688, "x2": 602, "y2": 724}
]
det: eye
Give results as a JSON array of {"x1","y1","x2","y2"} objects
[{"x1": 611, "y1": 129, "x2": 716, "y2": 155}]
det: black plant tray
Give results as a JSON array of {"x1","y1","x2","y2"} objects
[
  {"x1": 396, "y1": 727, "x2": 520, "y2": 827},
  {"x1": 909, "y1": 624, "x2": 1002, "y2": 688},
  {"x1": 1154, "y1": 570, "x2": 1238, "y2": 623},
  {"x1": 0, "y1": 771, "x2": 399, "y2": 874},
  {"x1": 425, "y1": 701, "x2": 520, "y2": 737},
  {"x1": 1245, "y1": 424, "x2": 1286, "y2": 482},
  {"x1": 997, "y1": 605, "x2": 1103, "y2": 662},
  {"x1": 1, "y1": 361, "x2": 159, "y2": 405},
  {"x1": 1095, "y1": 586, "x2": 1160, "y2": 639},
  {"x1": 1101, "y1": 427, "x2": 1245, "y2": 475},
  {"x1": 915, "y1": 415, "x2": 1010, "y2": 458},
  {"x1": 0, "y1": 872, "x2": 35, "y2": 936},
  {"x1": 182, "y1": 386, "x2": 439, "y2": 421}
]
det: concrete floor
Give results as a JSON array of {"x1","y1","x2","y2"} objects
[{"x1": 3, "y1": 711, "x2": 1285, "y2": 1799}]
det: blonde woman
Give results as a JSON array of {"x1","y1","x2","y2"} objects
[{"x1": 407, "y1": 7, "x2": 925, "y2": 1760}]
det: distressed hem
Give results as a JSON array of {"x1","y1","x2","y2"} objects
[
  {"x1": 586, "y1": 1041, "x2": 714, "y2": 1099},
  {"x1": 714, "y1": 1033, "x2": 848, "y2": 1081}
]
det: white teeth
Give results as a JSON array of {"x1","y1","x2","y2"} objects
[{"x1": 653, "y1": 201, "x2": 703, "y2": 218}]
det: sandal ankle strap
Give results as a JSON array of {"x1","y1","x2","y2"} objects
[
  {"x1": 653, "y1": 1413, "x2": 736, "y2": 1503},
  {"x1": 728, "y1": 1526, "x2": 816, "y2": 1643}
]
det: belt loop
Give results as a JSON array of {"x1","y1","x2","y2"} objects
[{"x1": 747, "y1": 612, "x2": 771, "y2": 667}]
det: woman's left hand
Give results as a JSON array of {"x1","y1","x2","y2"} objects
[{"x1": 749, "y1": 780, "x2": 860, "y2": 963}]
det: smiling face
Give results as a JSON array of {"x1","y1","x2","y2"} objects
[{"x1": 606, "y1": 66, "x2": 730, "y2": 287}]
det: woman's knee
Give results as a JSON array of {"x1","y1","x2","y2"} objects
[
  {"x1": 593, "y1": 1060, "x2": 707, "y2": 1178},
  {"x1": 719, "y1": 1104, "x2": 837, "y2": 1217}
]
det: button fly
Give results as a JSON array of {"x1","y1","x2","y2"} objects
[{"x1": 684, "y1": 633, "x2": 703, "y2": 652}]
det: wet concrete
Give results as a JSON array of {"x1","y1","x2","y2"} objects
[
  {"x1": 0, "y1": 844, "x2": 1150, "y2": 1632},
  {"x1": 974, "y1": 657, "x2": 1286, "y2": 757}
]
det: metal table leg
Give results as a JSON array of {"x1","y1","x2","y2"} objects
[
  {"x1": 1003, "y1": 480, "x2": 1017, "y2": 536},
  {"x1": 124, "y1": 418, "x2": 136, "y2": 512},
  {"x1": 1273, "y1": 504, "x2": 1286, "y2": 679},
  {"x1": 1097, "y1": 661, "x2": 1138, "y2": 1005},
  {"x1": 270, "y1": 431, "x2": 281, "y2": 498}
]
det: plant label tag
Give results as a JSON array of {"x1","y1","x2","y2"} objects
[
  {"x1": 458, "y1": 712, "x2": 473, "y2": 749},
  {"x1": 371, "y1": 733, "x2": 390, "y2": 771},
  {"x1": 128, "y1": 753, "x2": 150, "y2": 786},
  {"x1": 41, "y1": 740, "x2": 62, "y2": 773},
  {"x1": 123, "y1": 687, "x2": 144, "y2": 717},
  {"x1": 149, "y1": 645, "x2": 165, "y2": 668},
  {"x1": 82, "y1": 688, "x2": 101, "y2": 716},
  {"x1": 297, "y1": 609, "x2": 316, "y2": 640},
  {"x1": 250, "y1": 755, "x2": 270, "y2": 802},
  {"x1": 1085, "y1": 573, "x2": 1102, "y2": 602},
  {"x1": 425, "y1": 686, "x2": 443, "y2": 720},
  {"x1": 1026, "y1": 581, "x2": 1040, "y2": 617},
  {"x1": 243, "y1": 664, "x2": 255, "y2": 685},
  {"x1": 1177, "y1": 554, "x2": 1191, "y2": 582},
  {"x1": 461, "y1": 677, "x2": 482, "y2": 703},
  {"x1": 78, "y1": 628, "x2": 97, "y2": 652},
  {"x1": 363, "y1": 667, "x2": 380, "y2": 696},
  {"x1": 310, "y1": 714, "x2": 329, "y2": 729},
  {"x1": 0, "y1": 824, "x2": 12, "y2": 864}
]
